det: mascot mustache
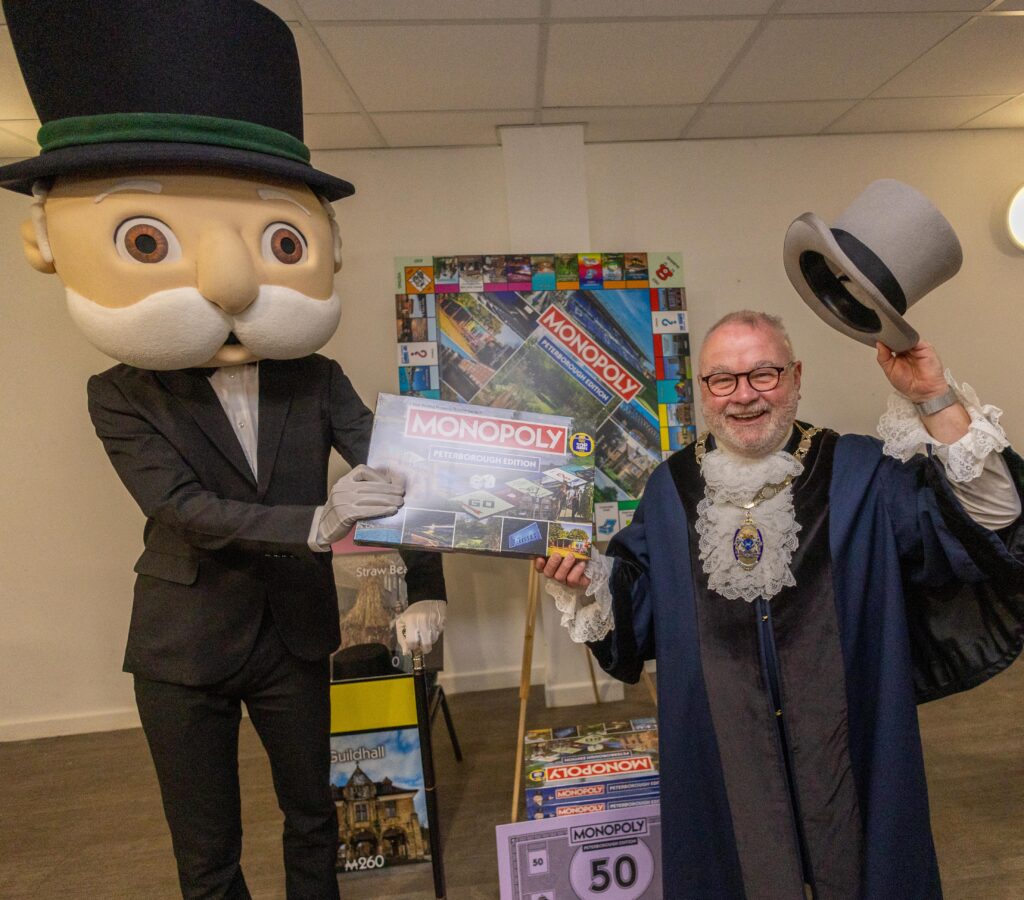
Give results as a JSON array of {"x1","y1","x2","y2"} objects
[{"x1": 66, "y1": 285, "x2": 341, "y2": 370}]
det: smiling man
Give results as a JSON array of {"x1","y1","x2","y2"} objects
[
  {"x1": 538, "y1": 310, "x2": 1024, "y2": 899},
  {"x1": 0, "y1": 2, "x2": 446, "y2": 898}
]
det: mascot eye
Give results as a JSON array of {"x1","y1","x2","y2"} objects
[
  {"x1": 262, "y1": 223, "x2": 307, "y2": 265},
  {"x1": 114, "y1": 218, "x2": 181, "y2": 264}
]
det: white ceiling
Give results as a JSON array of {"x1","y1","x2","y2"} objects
[{"x1": 1, "y1": 0, "x2": 1023, "y2": 157}]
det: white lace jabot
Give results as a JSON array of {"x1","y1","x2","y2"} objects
[{"x1": 695, "y1": 447, "x2": 804, "y2": 603}]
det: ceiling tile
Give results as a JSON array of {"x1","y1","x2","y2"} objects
[
  {"x1": 779, "y1": 1, "x2": 989, "y2": 12},
  {"x1": 961, "y1": 94, "x2": 1024, "y2": 128},
  {"x1": 688, "y1": 100, "x2": 854, "y2": 138},
  {"x1": 318, "y1": 23, "x2": 539, "y2": 111},
  {"x1": 716, "y1": 14, "x2": 967, "y2": 102},
  {"x1": 541, "y1": 105, "x2": 698, "y2": 141},
  {"x1": 298, "y1": 1, "x2": 542, "y2": 19},
  {"x1": 550, "y1": 0, "x2": 774, "y2": 16},
  {"x1": 0, "y1": 123, "x2": 37, "y2": 157},
  {"x1": 303, "y1": 113, "x2": 385, "y2": 148},
  {"x1": 826, "y1": 95, "x2": 1013, "y2": 132},
  {"x1": 256, "y1": 0, "x2": 301, "y2": 21},
  {"x1": 373, "y1": 109, "x2": 534, "y2": 146},
  {"x1": 0, "y1": 119, "x2": 39, "y2": 146},
  {"x1": 544, "y1": 20, "x2": 758, "y2": 107},
  {"x1": 0, "y1": 27, "x2": 37, "y2": 119},
  {"x1": 876, "y1": 17, "x2": 1024, "y2": 97},
  {"x1": 290, "y1": 25, "x2": 361, "y2": 114}
]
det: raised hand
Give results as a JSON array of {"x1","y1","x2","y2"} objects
[{"x1": 875, "y1": 339, "x2": 948, "y2": 403}]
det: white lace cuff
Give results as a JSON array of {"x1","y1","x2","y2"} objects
[
  {"x1": 878, "y1": 370, "x2": 1010, "y2": 483},
  {"x1": 544, "y1": 549, "x2": 615, "y2": 643}
]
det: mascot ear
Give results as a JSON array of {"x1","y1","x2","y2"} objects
[{"x1": 20, "y1": 217, "x2": 56, "y2": 274}]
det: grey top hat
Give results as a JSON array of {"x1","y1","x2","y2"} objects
[{"x1": 783, "y1": 179, "x2": 963, "y2": 352}]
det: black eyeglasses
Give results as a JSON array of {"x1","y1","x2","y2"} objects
[{"x1": 700, "y1": 361, "x2": 795, "y2": 397}]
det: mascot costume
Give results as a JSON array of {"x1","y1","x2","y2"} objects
[{"x1": 0, "y1": 2, "x2": 447, "y2": 896}]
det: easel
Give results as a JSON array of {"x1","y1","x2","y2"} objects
[{"x1": 509, "y1": 563, "x2": 658, "y2": 822}]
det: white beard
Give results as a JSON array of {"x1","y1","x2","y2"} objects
[{"x1": 65, "y1": 285, "x2": 342, "y2": 370}]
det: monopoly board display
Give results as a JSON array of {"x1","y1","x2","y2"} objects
[
  {"x1": 394, "y1": 253, "x2": 693, "y2": 540},
  {"x1": 497, "y1": 802, "x2": 663, "y2": 899},
  {"x1": 354, "y1": 393, "x2": 595, "y2": 559}
]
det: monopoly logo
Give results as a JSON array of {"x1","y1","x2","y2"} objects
[
  {"x1": 569, "y1": 818, "x2": 650, "y2": 844},
  {"x1": 405, "y1": 407, "x2": 567, "y2": 454},
  {"x1": 545, "y1": 757, "x2": 654, "y2": 782},
  {"x1": 555, "y1": 785, "x2": 606, "y2": 799},
  {"x1": 538, "y1": 305, "x2": 642, "y2": 402},
  {"x1": 556, "y1": 803, "x2": 605, "y2": 816}
]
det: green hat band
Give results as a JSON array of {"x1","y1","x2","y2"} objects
[{"x1": 38, "y1": 112, "x2": 311, "y2": 165}]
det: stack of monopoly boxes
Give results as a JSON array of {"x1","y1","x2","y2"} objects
[{"x1": 522, "y1": 718, "x2": 660, "y2": 820}]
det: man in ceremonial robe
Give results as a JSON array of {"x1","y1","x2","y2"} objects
[{"x1": 539, "y1": 310, "x2": 1023, "y2": 900}]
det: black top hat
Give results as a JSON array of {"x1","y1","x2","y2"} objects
[
  {"x1": 331, "y1": 643, "x2": 405, "y2": 681},
  {"x1": 0, "y1": 0, "x2": 354, "y2": 200}
]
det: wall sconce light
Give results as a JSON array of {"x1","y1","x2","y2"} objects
[{"x1": 1008, "y1": 186, "x2": 1024, "y2": 251}]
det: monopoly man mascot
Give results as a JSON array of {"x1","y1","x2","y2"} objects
[{"x1": 0, "y1": 2, "x2": 446, "y2": 896}]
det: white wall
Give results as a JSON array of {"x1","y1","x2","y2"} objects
[{"x1": 2, "y1": 128, "x2": 1022, "y2": 739}]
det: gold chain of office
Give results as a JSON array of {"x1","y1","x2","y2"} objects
[{"x1": 695, "y1": 423, "x2": 821, "y2": 570}]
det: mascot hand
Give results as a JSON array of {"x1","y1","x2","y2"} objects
[
  {"x1": 396, "y1": 600, "x2": 447, "y2": 656},
  {"x1": 316, "y1": 465, "x2": 404, "y2": 545}
]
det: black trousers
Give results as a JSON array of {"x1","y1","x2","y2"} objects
[{"x1": 134, "y1": 613, "x2": 340, "y2": 900}]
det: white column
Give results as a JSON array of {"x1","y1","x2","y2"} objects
[{"x1": 499, "y1": 124, "x2": 624, "y2": 707}]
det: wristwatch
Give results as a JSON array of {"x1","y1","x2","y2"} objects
[{"x1": 914, "y1": 387, "x2": 958, "y2": 417}]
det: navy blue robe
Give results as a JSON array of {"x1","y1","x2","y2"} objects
[{"x1": 591, "y1": 426, "x2": 1024, "y2": 900}]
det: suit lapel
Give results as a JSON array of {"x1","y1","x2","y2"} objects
[
  {"x1": 256, "y1": 359, "x2": 296, "y2": 500},
  {"x1": 156, "y1": 368, "x2": 257, "y2": 487}
]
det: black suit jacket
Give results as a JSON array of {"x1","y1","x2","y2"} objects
[{"x1": 87, "y1": 354, "x2": 445, "y2": 686}]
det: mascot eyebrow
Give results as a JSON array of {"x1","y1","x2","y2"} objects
[
  {"x1": 257, "y1": 188, "x2": 312, "y2": 217},
  {"x1": 94, "y1": 180, "x2": 164, "y2": 203}
]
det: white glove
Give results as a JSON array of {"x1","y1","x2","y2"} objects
[
  {"x1": 315, "y1": 465, "x2": 405, "y2": 546},
  {"x1": 395, "y1": 600, "x2": 446, "y2": 656}
]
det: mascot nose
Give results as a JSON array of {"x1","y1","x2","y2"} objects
[{"x1": 197, "y1": 229, "x2": 259, "y2": 314}]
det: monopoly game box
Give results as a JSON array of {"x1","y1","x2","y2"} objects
[{"x1": 354, "y1": 394, "x2": 595, "y2": 560}]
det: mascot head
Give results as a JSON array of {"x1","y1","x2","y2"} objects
[{"x1": 0, "y1": 0, "x2": 353, "y2": 370}]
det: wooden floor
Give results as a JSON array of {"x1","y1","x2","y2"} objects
[{"x1": 1, "y1": 664, "x2": 1021, "y2": 899}]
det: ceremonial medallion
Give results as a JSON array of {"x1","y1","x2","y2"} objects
[{"x1": 733, "y1": 512, "x2": 764, "y2": 570}]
